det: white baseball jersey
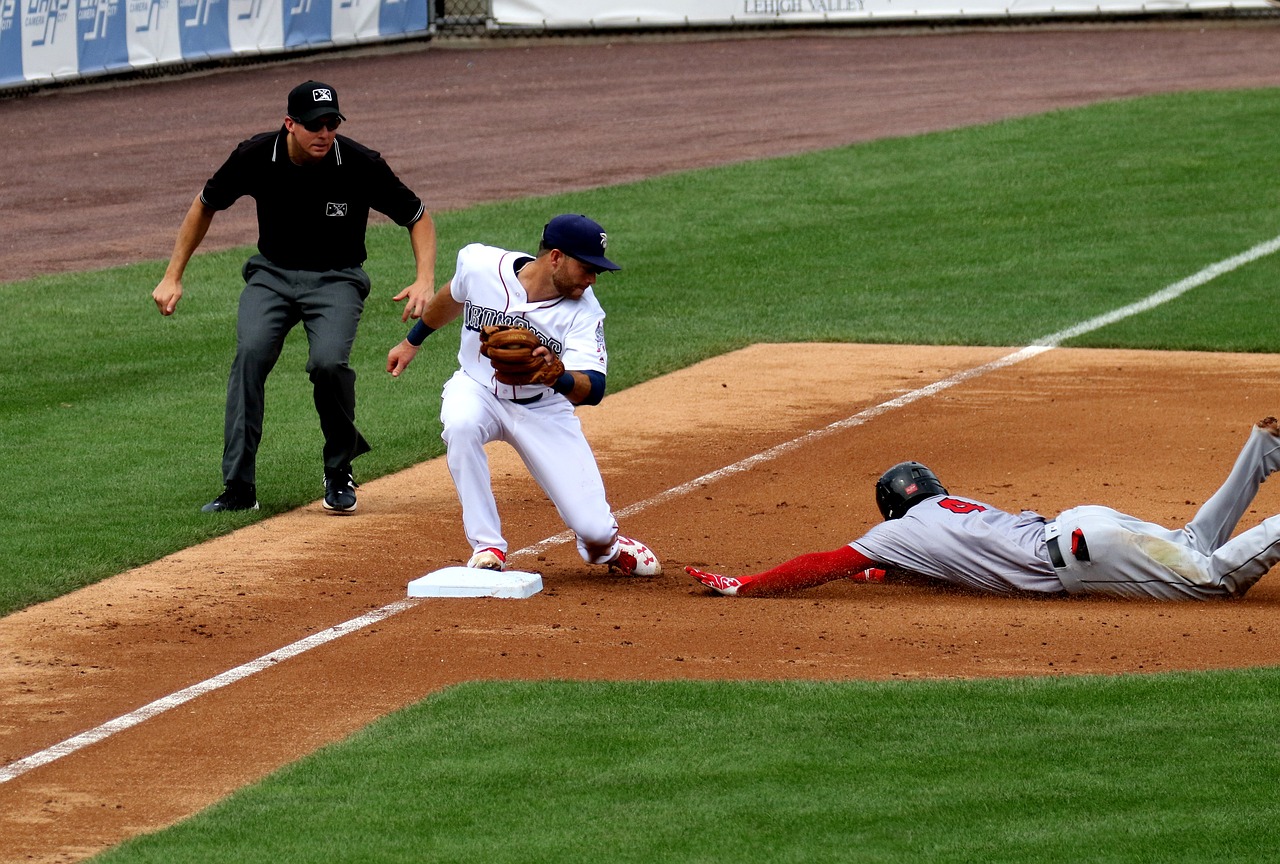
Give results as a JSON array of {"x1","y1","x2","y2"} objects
[
  {"x1": 852, "y1": 495, "x2": 1063, "y2": 595},
  {"x1": 450, "y1": 243, "x2": 607, "y2": 399}
]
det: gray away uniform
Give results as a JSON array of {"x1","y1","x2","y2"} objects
[{"x1": 853, "y1": 423, "x2": 1280, "y2": 600}]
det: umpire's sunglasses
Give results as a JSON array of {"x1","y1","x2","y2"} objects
[{"x1": 296, "y1": 115, "x2": 342, "y2": 133}]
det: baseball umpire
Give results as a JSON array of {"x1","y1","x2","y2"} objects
[
  {"x1": 690, "y1": 417, "x2": 1280, "y2": 600},
  {"x1": 152, "y1": 80, "x2": 436, "y2": 514}
]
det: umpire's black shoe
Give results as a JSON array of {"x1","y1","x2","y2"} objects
[
  {"x1": 323, "y1": 466, "x2": 357, "y2": 513},
  {"x1": 202, "y1": 482, "x2": 259, "y2": 513}
]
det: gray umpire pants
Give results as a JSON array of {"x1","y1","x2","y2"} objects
[{"x1": 222, "y1": 255, "x2": 372, "y2": 487}]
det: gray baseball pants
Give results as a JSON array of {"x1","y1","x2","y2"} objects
[
  {"x1": 1050, "y1": 423, "x2": 1280, "y2": 599},
  {"x1": 221, "y1": 254, "x2": 372, "y2": 487}
]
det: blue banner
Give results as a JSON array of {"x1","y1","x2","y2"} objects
[
  {"x1": 2, "y1": 0, "x2": 426, "y2": 89},
  {"x1": 1, "y1": 0, "x2": 21, "y2": 84},
  {"x1": 176, "y1": 0, "x2": 228, "y2": 59},
  {"x1": 378, "y1": 0, "x2": 425, "y2": 36},
  {"x1": 76, "y1": 0, "x2": 128, "y2": 74},
  {"x1": 283, "y1": 0, "x2": 329, "y2": 47}
]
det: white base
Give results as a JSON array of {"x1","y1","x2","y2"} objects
[{"x1": 407, "y1": 566, "x2": 543, "y2": 599}]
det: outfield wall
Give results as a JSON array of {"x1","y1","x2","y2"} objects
[
  {"x1": 0, "y1": 0, "x2": 431, "y2": 90},
  {"x1": 489, "y1": 0, "x2": 1272, "y2": 28},
  {"x1": 2, "y1": 0, "x2": 1272, "y2": 92}
]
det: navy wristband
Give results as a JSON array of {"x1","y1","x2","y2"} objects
[
  {"x1": 406, "y1": 320, "x2": 435, "y2": 347},
  {"x1": 551, "y1": 371, "x2": 575, "y2": 395}
]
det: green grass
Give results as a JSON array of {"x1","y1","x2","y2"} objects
[
  {"x1": 5, "y1": 87, "x2": 1280, "y2": 615},
  {"x1": 95, "y1": 673, "x2": 1280, "y2": 863}
]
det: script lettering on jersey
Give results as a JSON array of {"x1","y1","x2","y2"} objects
[{"x1": 463, "y1": 302, "x2": 565, "y2": 356}]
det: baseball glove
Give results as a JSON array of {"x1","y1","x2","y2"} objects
[{"x1": 479, "y1": 325, "x2": 566, "y2": 387}]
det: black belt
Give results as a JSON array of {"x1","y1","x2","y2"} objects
[
  {"x1": 1046, "y1": 529, "x2": 1090, "y2": 568},
  {"x1": 1046, "y1": 534, "x2": 1066, "y2": 569},
  {"x1": 510, "y1": 393, "x2": 543, "y2": 406}
]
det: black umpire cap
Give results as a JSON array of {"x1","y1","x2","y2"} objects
[{"x1": 288, "y1": 81, "x2": 345, "y2": 123}]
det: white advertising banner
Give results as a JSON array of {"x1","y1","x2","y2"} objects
[
  {"x1": 126, "y1": 0, "x2": 184, "y2": 67},
  {"x1": 330, "y1": 0, "x2": 380, "y2": 44},
  {"x1": 20, "y1": 0, "x2": 78, "y2": 80},
  {"x1": 1, "y1": 0, "x2": 428, "y2": 88},
  {"x1": 491, "y1": 0, "x2": 1271, "y2": 28},
  {"x1": 228, "y1": 0, "x2": 282, "y2": 53}
]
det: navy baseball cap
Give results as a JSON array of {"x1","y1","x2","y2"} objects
[
  {"x1": 541, "y1": 214, "x2": 620, "y2": 271},
  {"x1": 288, "y1": 80, "x2": 345, "y2": 123}
]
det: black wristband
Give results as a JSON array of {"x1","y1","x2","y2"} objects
[
  {"x1": 551, "y1": 371, "x2": 575, "y2": 395},
  {"x1": 406, "y1": 320, "x2": 435, "y2": 347}
]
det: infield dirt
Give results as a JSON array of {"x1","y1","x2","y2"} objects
[{"x1": 4, "y1": 22, "x2": 1280, "y2": 863}]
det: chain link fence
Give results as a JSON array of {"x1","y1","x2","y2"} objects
[{"x1": 436, "y1": 0, "x2": 494, "y2": 34}]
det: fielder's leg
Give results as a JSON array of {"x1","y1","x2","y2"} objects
[
  {"x1": 439, "y1": 372, "x2": 508, "y2": 556},
  {"x1": 506, "y1": 399, "x2": 619, "y2": 565}
]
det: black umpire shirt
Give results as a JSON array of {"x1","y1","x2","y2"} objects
[{"x1": 200, "y1": 127, "x2": 425, "y2": 272}]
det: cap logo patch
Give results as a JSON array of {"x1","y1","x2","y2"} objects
[
  {"x1": 904, "y1": 482, "x2": 919, "y2": 495},
  {"x1": 326, "y1": 202, "x2": 348, "y2": 217},
  {"x1": 312, "y1": 88, "x2": 335, "y2": 103},
  {"x1": 599, "y1": 232, "x2": 608, "y2": 250}
]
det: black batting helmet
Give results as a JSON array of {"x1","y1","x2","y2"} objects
[{"x1": 875, "y1": 461, "x2": 947, "y2": 520}]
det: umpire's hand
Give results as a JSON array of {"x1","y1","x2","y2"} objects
[{"x1": 153, "y1": 277, "x2": 183, "y2": 316}]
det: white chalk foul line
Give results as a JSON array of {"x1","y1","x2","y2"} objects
[
  {"x1": 1032, "y1": 234, "x2": 1280, "y2": 348},
  {"x1": 0, "y1": 599, "x2": 418, "y2": 784},
  {"x1": 4, "y1": 234, "x2": 1277, "y2": 785}
]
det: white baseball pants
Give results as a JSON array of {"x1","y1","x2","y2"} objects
[{"x1": 439, "y1": 371, "x2": 620, "y2": 565}]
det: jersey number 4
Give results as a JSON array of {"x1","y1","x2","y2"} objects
[{"x1": 937, "y1": 497, "x2": 986, "y2": 514}]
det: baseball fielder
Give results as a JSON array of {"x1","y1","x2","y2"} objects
[
  {"x1": 689, "y1": 417, "x2": 1280, "y2": 600},
  {"x1": 386, "y1": 214, "x2": 661, "y2": 577}
]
